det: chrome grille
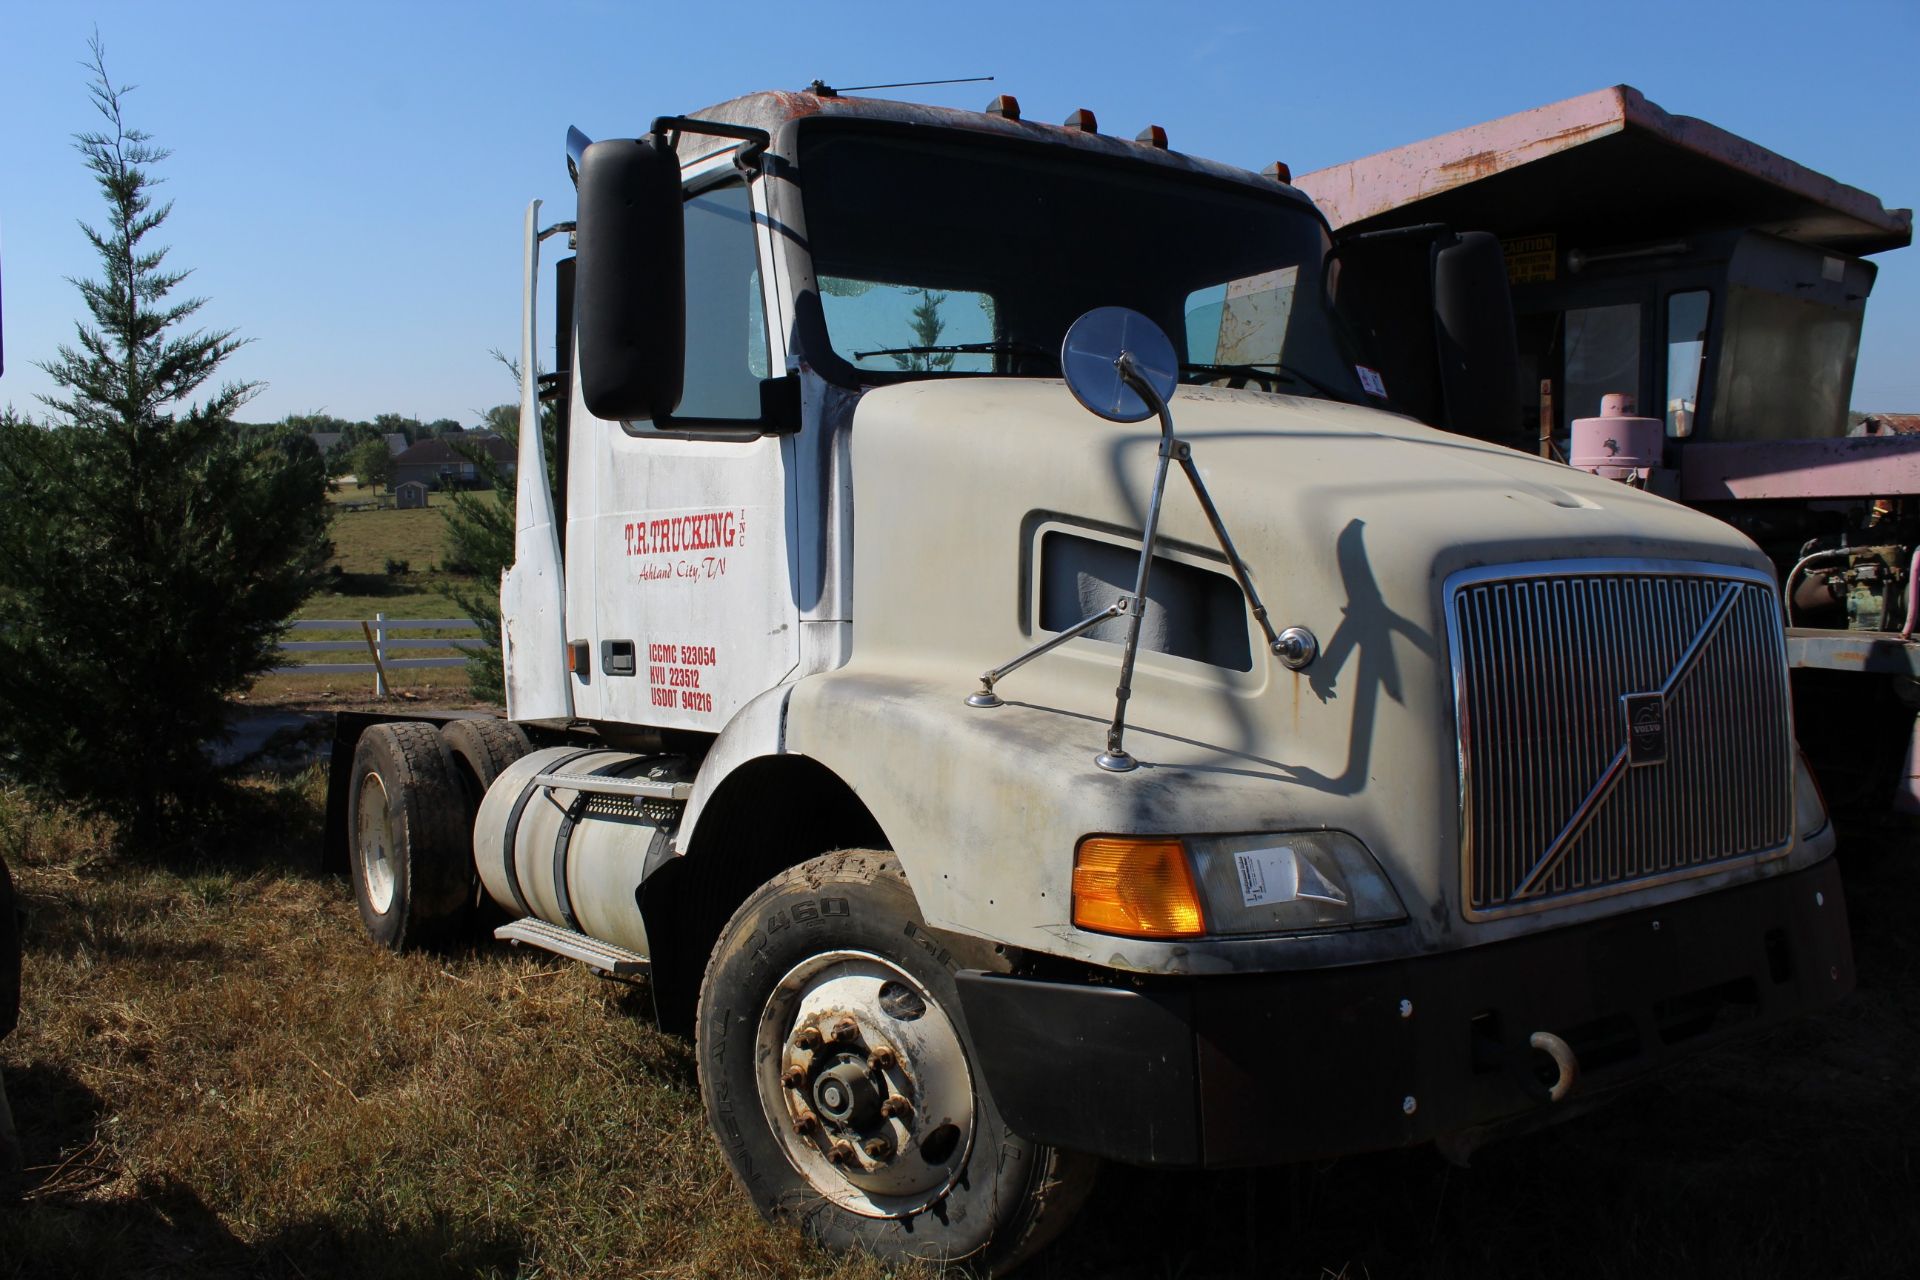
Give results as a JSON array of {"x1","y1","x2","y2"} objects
[{"x1": 1448, "y1": 561, "x2": 1794, "y2": 918}]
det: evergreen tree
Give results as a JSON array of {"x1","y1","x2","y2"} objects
[
  {"x1": 0, "y1": 38, "x2": 331, "y2": 844},
  {"x1": 891, "y1": 289, "x2": 954, "y2": 373},
  {"x1": 442, "y1": 357, "x2": 554, "y2": 704}
]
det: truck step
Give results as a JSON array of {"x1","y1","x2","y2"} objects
[
  {"x1": 533, "y1": 770, "x2": 692, "y2": 801},
  {"x1": 495, "y1": 917, "x2": 650, "y2": 979}
]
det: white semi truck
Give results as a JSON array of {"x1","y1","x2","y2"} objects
[{"x1": 327, "y1": 87, "x2": 1854, "y2": 1272}]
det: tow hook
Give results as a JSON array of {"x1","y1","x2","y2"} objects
[{"x1": 1528, "y1": 1031, "x2": 1579, "y2": 1103}]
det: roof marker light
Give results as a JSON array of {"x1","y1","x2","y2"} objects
[
  {"x1": 1263, "y1": 161, "x2": 1293, "y2": 184},
  {"x1": 1063, "y1": 108, "x2": 1098, "y2": 133},
  {"x1": 1135, "y1": 125, "x2": 1168, "y2": 149},
  {"x1": 986, "y1": 94, "x2": 1021, "y2": 121}
]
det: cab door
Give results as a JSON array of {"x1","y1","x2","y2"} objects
[{"x1": 564, "y1": 158, "x2": 798, "y2": 731}]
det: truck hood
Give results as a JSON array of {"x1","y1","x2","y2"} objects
[
  {"x1": 842, "y1": 377, "x2": 1768, "y2": 660},
  {"x1": 791, "y1": 376, "x2": 1784, "y2": 956}
]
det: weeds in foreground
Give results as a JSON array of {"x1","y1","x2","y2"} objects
[
  {"x1": 0, "y1": 773, "x2": 911, "y2": 1279},
  {"x1": 1, "y1": 773, "x2": 1916, "y2": 1279}
]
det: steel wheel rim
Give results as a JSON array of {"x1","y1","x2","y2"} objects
[
  {"x1": 354, "y1": 771, "x2": 397, "y2": 915},
  {"x1": 754, "y1": 949, "x2": 976, "y2": 1219}
]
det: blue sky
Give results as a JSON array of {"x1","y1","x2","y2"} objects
[{"x1": 2, "y1": 0, "x2": 1914, "y2": 423}]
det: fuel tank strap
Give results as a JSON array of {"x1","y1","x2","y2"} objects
[
  {"x1": 552, "y1": 794, "x2": 587, "y2": 933},
  {"x1": 500, "y1": 747, "x2": 600, "y2": 920}
]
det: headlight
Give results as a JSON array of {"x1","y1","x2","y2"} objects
[{"x1": 1185, "y1": 831, "x2": 1406, "y2": 935}]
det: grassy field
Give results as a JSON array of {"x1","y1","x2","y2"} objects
[
  {"x1": 3, "y1": 756, "x2": 1916, "y2": 1277},
  {"x1": 264, "y1": 494, "x2": 503, "y2": 699}
]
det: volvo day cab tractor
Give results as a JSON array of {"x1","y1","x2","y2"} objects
[{"x1": 331, "y1": 86, "x2": 1853, "y2": 1273}]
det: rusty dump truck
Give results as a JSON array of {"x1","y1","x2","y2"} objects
[
  {"x1": 327, "y1": 85, "x2": 1856, "y2": 1272},
  {"x1": 1296, "y1": 85, "x2": 1919, "y2": 823}
]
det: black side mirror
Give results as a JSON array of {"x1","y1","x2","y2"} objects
[
  {"x1": 574, "y1": 136, "x2": 684, "y2": 422},
  {"x1": 1329, "y1": 226, "x2": 1518, "y2": 440},
  {"x1": 1433, "y1": 232, "x2": 1520, "y2": 440}
]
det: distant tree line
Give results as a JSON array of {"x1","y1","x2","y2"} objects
[{"x1": 228, "y1": 406, "x2": 519, "y2": 489}]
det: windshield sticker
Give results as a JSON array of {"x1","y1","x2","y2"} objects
[{"x1": 1355, "y1": 365, "x2": 1388, "y2": 398}]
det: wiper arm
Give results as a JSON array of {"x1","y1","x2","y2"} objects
[
  {"x1": 853, "y1": 339, "x2": 1054, "y2": 360},
  {"x1": 1181, "y1": 360, "x2": 1349, "y2": 401}
]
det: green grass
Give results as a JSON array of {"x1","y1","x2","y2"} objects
[
  {"x1": 3, "y1": 770, "x2": 1917, "y2": 1278},
  {"x1": 263, "y1": 497, "x2": 504, "y2": 697}
]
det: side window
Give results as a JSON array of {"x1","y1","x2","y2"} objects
[
  {"x1": 676, "y1": 181, "x2": 769, "y2": 421},
  {"x1": 1664, "y1": 290, "x2": 1711, "y2": 438}
]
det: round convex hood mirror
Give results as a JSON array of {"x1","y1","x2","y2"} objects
[{"x1": 1060, "y1": 307, "x2": 1179, "y2": 423}]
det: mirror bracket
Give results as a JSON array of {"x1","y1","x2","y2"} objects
[
  {"x1": 967, "y1": 310, "x2": 1296, "y2": 774},
  {"x1": 650, "y1": 115, "x2": 771, "y2": 173}
]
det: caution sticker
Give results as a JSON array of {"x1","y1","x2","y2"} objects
[
  {"x1": 1502, "y1": 233, "x2": 1557, "y2": 284},
  {"x1": 1355, "y1": 365, "x2": 1388, "y2": 399}
]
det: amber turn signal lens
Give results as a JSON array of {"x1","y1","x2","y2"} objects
[{"x1": 1072, "y1": 837, "x2": 1206, "y2": 939}]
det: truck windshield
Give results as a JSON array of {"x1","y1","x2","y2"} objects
[{"x1": 797, "y1": 125, "x2": 1364, "y2": 401}]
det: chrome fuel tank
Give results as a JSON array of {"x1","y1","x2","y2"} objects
[{"x1": 472, "y1": 746, "x2": 686, "y2": 955}]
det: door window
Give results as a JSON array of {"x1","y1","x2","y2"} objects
[{"x1": 674, "y1": 181, "x2": 770, "y2": 421}]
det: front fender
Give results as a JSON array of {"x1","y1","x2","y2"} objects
[{"x1": 783, "y1": 669, "x2": 1423, "y2": 975}]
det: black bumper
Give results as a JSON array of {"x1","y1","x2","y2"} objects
[{"x1": 957, "y1": 860, "x2": 1853, "y2": 1168}]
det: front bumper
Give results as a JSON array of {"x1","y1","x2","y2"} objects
[{"x1": 957, "y1": 859, "x2": 1852, "y2": 1167}]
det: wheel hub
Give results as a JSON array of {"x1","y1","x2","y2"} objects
[
  {"x1": 353, "y1": 771, "x2": 396, "y2": 915},
  {"x1": 755, "y1": 951, "x2": 976, "y2": 1218},
  {"x1": 812, "y1": 1058, "x2": 882, "y2": 1127}
]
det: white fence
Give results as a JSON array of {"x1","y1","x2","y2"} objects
[{"x1": 274, "y1": 613, "x2": 486, "y2": 695}]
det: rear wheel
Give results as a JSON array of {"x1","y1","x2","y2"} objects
[
  {"x1": 696, "y1": 851, "x2": 1095, "y2": 1273},
  {"x1": 441, "y1": 718, "x2": 530, "y2": 810},
  {"x1": 347, "y1": 723, "x2": 471, "y2": 950}
]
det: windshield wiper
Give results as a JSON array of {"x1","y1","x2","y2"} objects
[
  {"x1": 853, "y1": 338, "x2": 1054, "y2": 361},
  {"x1": 1180, "y1": 360, "x2": 1348, "y2": 401}
]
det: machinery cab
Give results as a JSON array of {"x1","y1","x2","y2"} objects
[{"x1": 1295, "y1": 85, "x2": 1912, "y2": 460}]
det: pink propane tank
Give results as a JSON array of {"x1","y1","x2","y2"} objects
[{"x1": 1571, "y1": 393, "x2": 1664, "y2": 483}]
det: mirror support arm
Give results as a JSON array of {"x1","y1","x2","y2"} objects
[
  {"x1": 1091, "y1": 354, "x2": 1179, "y2": 772},
  {"x1": 1176, "y1": 454, "x2": 1283, "y2": 656},
  {"x1": 965, "y1": 349, "x2": 1302, "y2": 772}
]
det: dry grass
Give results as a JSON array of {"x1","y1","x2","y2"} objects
[
  {"x1": 0, "y1": 776, "x2": 916, "y2": 1280},
  {"x1": 2, "y1": 765, "x2": 1916, "y2": 1279}
]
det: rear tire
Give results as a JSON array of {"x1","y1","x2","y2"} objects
[
  {"x1": 441, "y1": 718, "x2": 530, "y2": 810},
  {"x1": 347, "y1": 723, "x2": 472, "y2": 950},
  {"x1": 440, "y1": 718, "x2": 530, "y2": 926},
  {"x1": 696, "y1": 850, "x2": 1096, "y2": 1274}
]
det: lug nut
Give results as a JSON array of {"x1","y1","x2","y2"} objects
[
  {"x1": 868, "y1": 1045, "x2": 898, "y2": 1071},
  {"x1": 830, "y1": 1016, "x2": 860, "y2": 1043},
  {"x1": 827, "y1": 1140, "x2": 856, "y2": 1165},
  {"x1": 793, "y1": 1110, "x2": 820, "y2": 1135},
  {"x1": 793, "y1": 1025, "x2": 823, "y2": 1050},
  {"x1": 780, "y1": 1065, "x2": 807, "y2": 1090},
  {"x1": 864, "y1": 1137, "x2": 893, "y2": 1159},
  {"x1": 879, "y1": 1095, "x2": 914, "y2": 1121}
]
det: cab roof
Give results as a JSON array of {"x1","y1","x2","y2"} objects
[{"x1": 659, "y1": 88, "x2": 1315, "y2": 211}]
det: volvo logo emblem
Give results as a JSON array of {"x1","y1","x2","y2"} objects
[{"x1": 1621, "y1": 692, "x2": 1668, "y2": 766}]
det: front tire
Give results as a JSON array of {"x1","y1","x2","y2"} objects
[
  {"x1": 696, "y1": 851, "x2": 1094, "y2": 1273},
  {"x1": 346, "y1": 723, "x2": 471, "y2": 950}
]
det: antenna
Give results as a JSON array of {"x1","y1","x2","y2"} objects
[{"x1": 806, "y1": 76, "x2": 993, "y2": 98}]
